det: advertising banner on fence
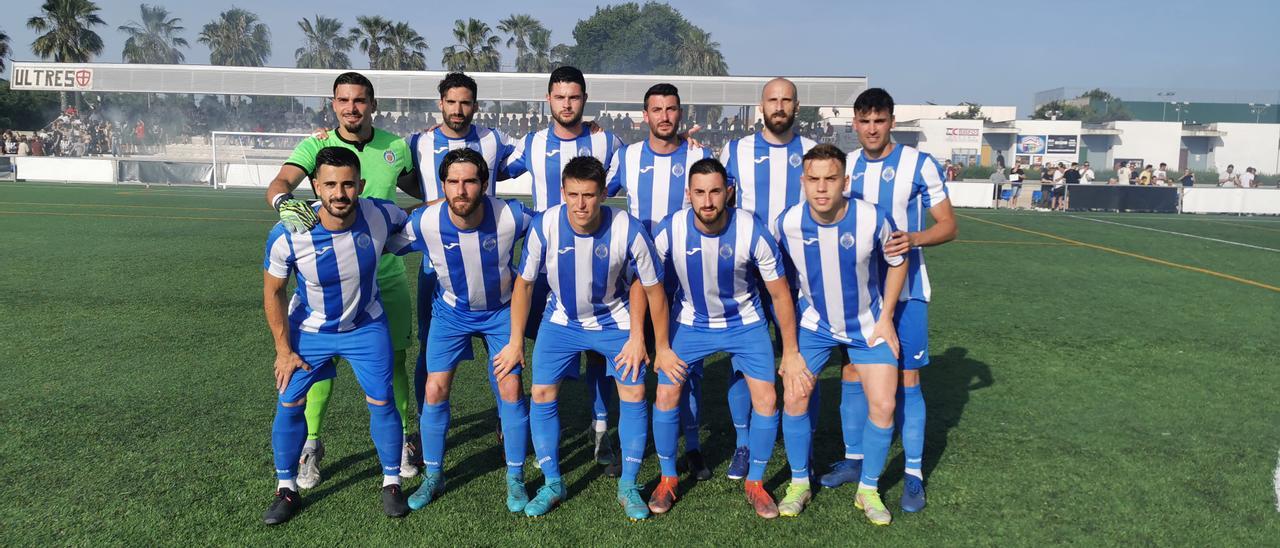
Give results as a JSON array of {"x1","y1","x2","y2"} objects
[{"x1": 9, "y1": 64, "x2": 94, "y2": 91}]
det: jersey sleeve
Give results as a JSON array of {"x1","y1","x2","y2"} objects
[
  {"x1": 386, "y1": 208, "x2": 424, "y2": 257},
  {"x1": 627, "y1": 221, "x2": 662, "y2": 287},
  {"x1": 604, "y1": 133, "x2": 625, "y2": 197},
  {"x1": 751, "y1": 217, "x2": 785, "y2": 282},
  {"x1": 502, "y1": 134, "x2": 531, "y2": 179},
  {"x1": 877, "y1": 210, "x2": 906, "y2": 268},
  {"x1": 392, "y1": 137, "x2": 413, "y2": 178},
  {"x1": 651, "y1": 217, "x2": 672, "y2": 267},
  {"x1": 916, "y1": 153, "x2": 949, "y2": 208},
  {"x1": 506, "y1": 199, "x2": 535, "y2": 235},
  {"x1": 607, "y1": 147, "x2": 626, "y2": 198},
  {"x1": 263, "y1": 225, "x2": 293, "y2": 278},
  {"x1": 718, "y1": 141, "x2": 737, "y2": 192},
  {"x1": 517, "y1": 214, "x2": 546, "y2": 282},
  {"x1": 493, "y1": 129, "x2": 518, "y2": 180},
  {"x1": 284, "y1": 136, "x2": 324, "y2": 177}
]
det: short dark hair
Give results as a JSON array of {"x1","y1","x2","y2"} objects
[
  {"x1": 333, "y1": 72, "x2": 375, "y2": 99},
  {"x1": 561, "y1": 155, "x2": 606, "y2": 190},
  {"x1": 852, "y1": 87, "x2": 895, "y2": 115},
  {"x1": 438, "y1": 72, "x2": 477, "y2": 99},
  {"x1": 315, "y1": 146, "x2": 361, "y2": 173},
  {"x1": 438, "y1": 148, "x2": 489, "y2": 185},
  {"x1": 548, "y1": 66, "x2": 586, "y2": 93},
  {"x1": 803, "y1": 143, "x2": 847, "y2": 171},
  {"x1": 644, "y1": 83, "x2": 680, "y2": 108},
  {"x1": 688, "y1": 158, "x2": 728, "y2": 186}
]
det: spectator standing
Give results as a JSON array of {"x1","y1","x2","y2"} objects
[
  {"x1": 17, "y1": 135, "x2": 31, "y2": 156},
  {"x1": 1117, "y1": 162, "x2": 1132, "y2": 186},
  {"x1": 1218, "y1": 164, "x2": 1237, "y2": 187},
  {"x1": 1154, "y1": 162, "x2": 1169, "y2": 185},
  {"x1": 1039, "y1": 163, "x2": 1054, "y2": 206},
  {"x1": 1006, "y1": 161, "x2": 1024, "y2": 208},
  {"x1": 1179, "y1": 168, "x2": 1195, "y2": 187},
  {"x1": 1080, "y1": 162, "x2": 1095, "y2": 184},
  {"x1": 1051, "y1": 162, "x2": 1067, "y2": 211},
  {"x1": 1138, "y1": 164, "x2": 1153, "y2": 185},
  {"x1": 1240, "y1": 167, "x2": 1256, "y2": 188}
]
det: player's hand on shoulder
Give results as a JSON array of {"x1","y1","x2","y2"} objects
[
  {"x1": 274, "y1": 350, "x2": 311, "y2": 395},
  {"x1": 275, "y1": 193, "x2": 319, "y2": 233},
  {"x1": 312, "y1": 128, "x2": 329, "y2": 140},
  {"x1": 680, "y1": 124, "x2": 704, "y2": 148},
  {"x1": 885, "y1": 230, "x2": 911, "y2": 257},
  {"x1": 654, "y1": 348, "x2": 688, "y2": 384}
]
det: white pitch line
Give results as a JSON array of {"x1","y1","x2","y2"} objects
[
  {"x1": 1067, "y1": 215, "x2": 1280, "y2": 253},
  {"x1": 1274, "y1": 449, "x2": 1280, "y2": 512}
]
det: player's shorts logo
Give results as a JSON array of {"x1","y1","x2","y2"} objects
[
  {"x1": 594, "y1": 243, "x2": 609, "y2": 259},
  {"x1": 788, "y1": 153, "x2": 802, "y2": 168},
  {"x1": 482, "y1": 237, "x2": 498, "y2": 251},
  {"x1": 839, "y1": 232, "x2": 855, "y2": 249},
  {"x1": 882, "y1": 166, "x2": 896, "y2": 182},
  {"x1": 672, "y1": 163, "x2": 685, "y2": 178},
  {"x1": 384, "y1": 150, "x2": 397, "y2": 164},
  {"x1": 718, "y1": 243, "x2": 733, "y2": 258},
  {"x1": 357, "y1": 233, "x2": 373, "y2": 248}
]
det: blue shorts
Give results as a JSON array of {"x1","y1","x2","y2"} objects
[
  {"x1": 895, "y1": 299, "x2": 929, "y2": 370},
  {"x1": 424, "y1": 301, "x2": 519, "y2": 379},
  {"x1": 664, "y1": 322, "x2": 775, "y2": 384},
  {"x1": 417, "y1": 267, "x2": 476, "y2": 362},
  {"x1": 282, "y1": 320, "x2": 394, "y2": 403},
  {"x1": 531, "y1": 321, "x2": 645, "y2": 386},
  {"x1": 797, "y1": 327, "x2": 897, "y2": 375}
]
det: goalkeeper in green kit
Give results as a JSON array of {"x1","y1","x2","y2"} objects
[{"x1": 265, "y1": 72, "x2": 425, "y2": 488}]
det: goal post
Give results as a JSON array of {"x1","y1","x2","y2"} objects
[{"x1": 210, "y1": 131, "x2": 311, "y2": 189}]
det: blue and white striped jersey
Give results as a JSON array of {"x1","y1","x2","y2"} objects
[
  {"x1": 407, "y1": 125, "x2": 516, "y2": 202},
  {"x1": 518, "y1": 205, "x2": 661, "y2": 331},
  {"x1": 503, "y1": 123, "x2": 624, "y2": 211},
  {"x1": 652, "y1": 208, "x2": 785, "y2": 329},
  {"x1": 386, "y1": 196, "x2": 533, "y2": 312},
  {"x1": 773, "y1": 200, "x2": 904, "y2": 345},
  {"x1": 718, "y1": 132, "x2": 816, "y2": 227},
  {"x1": 264, "y1": 198, "x2": 408, "y2": 333},
  {"x1": 611, "y1": 139, "x2": 710, "y2": 234},
  {"x1": 845, "y1": 144, "x2": 949, "y2": 302}
]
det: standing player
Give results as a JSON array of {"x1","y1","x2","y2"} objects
[
  {"x1": 261, "y1": 147, "x2": 411, "y2": 525},
  {"x1": 265, "y1": 72, "x2": 424, "y2": 488},
  {"x1": 494, "y1": 156, "x2": 676, "y2": 521},
  {"x1": 773, "y1": 143, "x2": 908, "y2": 524},
  {"x1": 384, "y1": 149, "x2": 533, "y2": 513},
  {"x1": 717, "y1": 77, "x2": 817, "y2": 479},
  {"x1": 504, "y1": 66, "x2": 627, "y2": 473},
  {"x1": 819, "y1": 88, "x2": 957, "y2": 515},
  {"x1": 648, "y1": 158, "x2": 798, "y2": 518},
  {"x1": 611, "y1": 82, "x2": 713, "y2": 480}
]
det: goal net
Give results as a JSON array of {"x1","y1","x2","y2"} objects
[{"x1": 211, "y1": 131, "x2": 311, "y2": 189}]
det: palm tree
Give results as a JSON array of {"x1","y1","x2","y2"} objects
[
  {"x1": 497, "y1": 14, "x2": 542, "y2": 71},
  {"x1": 119, "y1": 4, "x2": 188, "y2": 64},
  {"x1": 441, "y1": 18, "x2": 501, "y2": 73},
  {"x1": 0, "y1": 29, "x2": 10, "y2": 74},
  {"x1": 350, "y1": 15, "x2": 391, "y2": 69},
  {"x1": 27, "y1": 0, "x2": 106, "y2": 110},
  {"x1": 295, "y1": 15, "x2": 352, "y2": 69},
  {"x1": 674, "y1": 27, "x2": 728, "y2": 76},
  {"x1": 521, "y1": 27, "x2": 570, "y2": 74},
  {"x1": 198, "y1": 8, "x2": 270, "y2": 108},
  {"x1": 377, "y1": 21, "x2": 428, "y2": 114}
]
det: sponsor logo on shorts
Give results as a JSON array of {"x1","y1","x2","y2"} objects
[{"x1": 913, "y1": 350, "x2": 925, "y2": 360}]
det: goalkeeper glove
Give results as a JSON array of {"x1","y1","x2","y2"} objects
[{"x1": 274, "y1": 193, "x2": 319, "y2": 233}]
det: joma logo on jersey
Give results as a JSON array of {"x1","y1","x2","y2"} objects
[
  {"x1": 433, "y1": 145, "x2": 450, "y2": 154},
  {"x1": 640, "y1": 166, "x2": 655, "y2": 174},
  {"x1": 315, "y1": 246, "x2": 333, "y2": 256},
  {"x1": 753, "y1": 156, "x2": 769, "y2": 164},
  {"x1": 801, "y1": 237, "x2": 820, "y2": 246},
  {"x1": 685, "y1": 248, "x2": 701, "y2": 256},
  {"x1": 545, "y1": 150, "x2": 560, "y2": 158},
  {"x1": 557, "y1": 247, "x2": 574, "y2": 255},
  {"x1": 442, "y1": 243, "x2": 461, "y2": 250}
]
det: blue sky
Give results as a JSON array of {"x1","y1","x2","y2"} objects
[{"x1": 6, "y1": 0, "x2": 1279, "y2": 113}]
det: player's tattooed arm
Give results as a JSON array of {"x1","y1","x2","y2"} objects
[{"x1": 264, "y1": 271, "x2": 311, "y2": 394}]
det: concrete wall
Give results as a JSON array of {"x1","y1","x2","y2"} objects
[
  {"x1": 1212, "y1": 123, "x2": 1280, "y2": 175},
  {"x1": 913, "y1": 119, "x2": 984, "y2": 165},
  {"x1": 16, "y1": 156, "x2": 114, "y2": 183},
  {"x1": 1111, "y1": 121, "x2": 1182, "y2": 170}
]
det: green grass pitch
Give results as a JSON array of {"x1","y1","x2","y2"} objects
[{"x1": 1, "y1": 182, "x2": 1277, "y2": 545}]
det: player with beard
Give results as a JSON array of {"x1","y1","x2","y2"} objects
[
  {"x1": 503, "y1": 66, "x2": 627, "y2": 475},
  {"x1": 265, "y1": 72, "x2": 424, "y2": 489},
  {"x1": 716, "y1": 78, "x2": 817, "y2": 480},
  {"x1": 383, "y1": 149, "x2": 535, "y2": 513},
  {"x1": 261, "y1": 146, "x2": 411, "y2": 525}
]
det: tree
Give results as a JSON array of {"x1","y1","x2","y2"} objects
[
  {"x1": 377, "y1": 21, "x2": 427, "y2": 70},
  {"x1": 295, "y1": 15, "x2": 353, "y2": 69},
  {"x1": 519, "y1": 27, "x2": 564, "y2": 73},
  {"x1": 566, "y1": 2, "x2": 716, "y2": 75},
  {"x1": 674, "y1": 26, "x2": 727, "y2": 76},
  {"x1": 1032, "y1": 100, "x2": 1089, "y2": 121},
  {"x1": 119, "y1": 4, "x2": 188, "y2": 64},
  {"x1": 1077, "y1": 88, "x2": 1131, "y2": 123},
  {"x1": 441, "y1": 18, "x2": 501, "y2": 72},
  {"x1": 27, "y1": 0, "x2": 106, "y2": 110},
  {"x1": 350, "y1": 15, "x2": 391, "y2": 69},
  {"x1": 945, "y1": 102, "x2": 988, "y2": 121},
  {"x1": 198, "y1": 8, "x2": 270, "y2": 108},
  {"x1": 0, "y1": 29, "x2": 10, "y2": 74},
  {"x1": 0, "y1": 78, "x2": 62, "y2": 128},
  {"x1": 498, "y1": 14, "x2": 543, "y2": 71}
]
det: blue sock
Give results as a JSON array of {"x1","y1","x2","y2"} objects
[
  {"x1": 727, "y1": 374, "x2": 752, "y2": 447},
  {"x1": 367, "y1": 400, "x2": 403, "y2": 477},
  {"x1": 420, "y1": 400, "x2": 450, "y2": 474},
  {"x1": 902, "y1": 384, "x2": 925, "y2": 479},
  {"x1": 271, "y1": 401, "x2": 308, "y2": 480},
  {"x1": 859, "y1": 421, "x2": 893, "y2": 489},
  {"x1": 529, "y1": 400, "x2": 561, "y2": 482},
  {"x1": 747, "y1": 410, "x2": 779, "y2": 481},
  {"x1": 652, "y1": 405, "x2": 680, "y2": 477},
  {"x1": 618, "y1": 399, "x2": 648, "y2": 483},
  {"x1": 807, "y1": 384, "x2": 821, "y2": 435},
  {"x1": 841, "y1": 381, "x2": 867, "y2": 460},
  {"x1": 498, "y1": 398, "x2": 529, "y2": 476},
  {"x1": 679, "y1": 372, "x2": 702, "y2": 452},
  {"x1": 781, "y1": 411, "x2": 811, "y2": 480},
  {"x1": 585, "y1": 359, "x2": 614, "y2": 423},
  {"x1": 413, "y1": 352, "x2": 427, "y2": 414}
]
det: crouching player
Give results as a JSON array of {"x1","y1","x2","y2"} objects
[
  {"x1": 772, "y1": 144, "x2": 907, "y2": 525},
  {"x1": 261, "y1": 147, "x2": 410, "y2": 525}
]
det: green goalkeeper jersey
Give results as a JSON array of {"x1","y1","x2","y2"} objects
[{"x1": 285, "y1": 127, "x2": 413, "y2": 280}]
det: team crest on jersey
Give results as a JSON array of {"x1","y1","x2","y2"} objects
[
  {"x1": 466, "y1": 142, "x2": 482, "y2": 152},
  {"x1": 839, "y1": 232, "x2": 855, "y2": 250},
  {"x1": 718, "y1": 243, "x2": 734, "y2": 259},
  {"x1": 482, "y1": 237, "x2": 498, "y2": 251},
  {"x1": 384, "y1": 150, "x2": 397, "y2": 164},
  {"x1": 577, "y1": 146, "x2": 592, "y2": 158},
  {"x1": 357, "y1": 233, "x2": 373, "y2": 248},
  {"x1": 594, "y1": 243, "x2": 609, "y2": 259},
  {"x1": 788, "y1": 153, "x2": 802, "y2": 168},
  {"x1": 882, "y1": 166, "x2": 896, "y2": 182},
  {"x1": 672, "y1": 163, "x2": 685, "y2": 178}
]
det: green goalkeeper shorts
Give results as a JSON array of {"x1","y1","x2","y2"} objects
[{"x1": 377, "y1": 272, "x2": 413, "y2": 352}]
